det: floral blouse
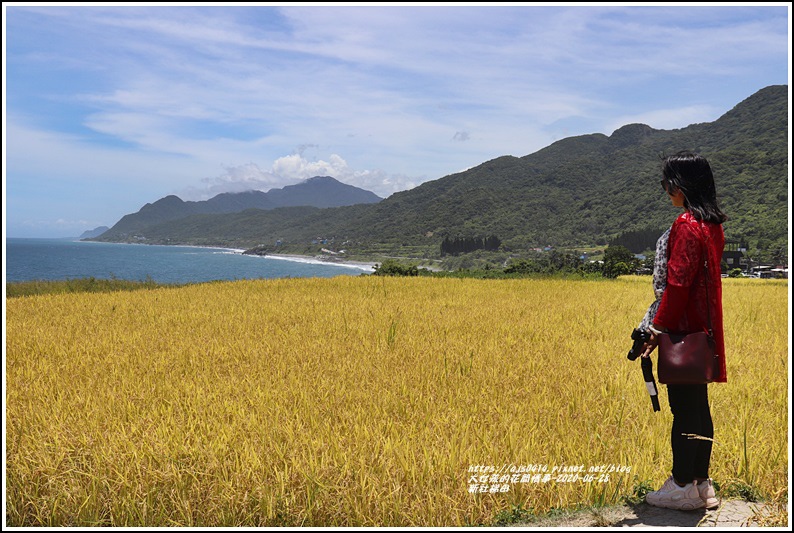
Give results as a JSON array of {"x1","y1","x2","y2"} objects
[{"x1": 638, "y1": 227, "x2": 671, "y2": 331}]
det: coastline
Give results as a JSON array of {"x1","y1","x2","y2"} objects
[
  {"x1": 74, "y1": 238, "x2": 378, "y2": 272},
  {"x1": 7, "y1": 239, "x2": 380, "y2": 284}
]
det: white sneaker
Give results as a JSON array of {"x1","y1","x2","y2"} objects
[
  {"x1": 697, "y1": 478, "x2": 719, "y2": 509},
  {"x1": 645, "y1": 476, "x2": 705, "y2": 510}
]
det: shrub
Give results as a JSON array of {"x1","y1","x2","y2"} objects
[{"x1": 372, "y1": 259, "x2": 420, "y2": 276}]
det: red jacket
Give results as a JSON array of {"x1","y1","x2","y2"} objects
[{"x1": 653, "y1": 211, "x2": 727, "y2": 382}]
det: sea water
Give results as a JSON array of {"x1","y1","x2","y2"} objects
[{"x1": 5, "y1": 238, "x2": 374, "y2": 284}]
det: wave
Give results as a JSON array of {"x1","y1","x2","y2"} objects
[{"x1": 258, "y1": 254, "x2": 376, "y2": 271}]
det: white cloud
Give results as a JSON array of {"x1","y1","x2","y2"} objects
[
  {"x1": 350, "y1": 169, "x2": 419, "y2": 199},
  {"x1": 181, "y1": 162, "x2": 283, "y2": 200},
  {"x1": 179, "y1": 153, "x2": 421, "y2": 201},
  {"x1": 5, "y1": 5, "x2": 787, "y2": 237},
  {"x1": 5, "y1": 116, "x2": 204, "y2": 187},
  {"x1": 271, "y1": 154, "x2": 347, "y2": 181},
  {"x1": 16, "y1": 6, "x2": 784, "y2": 176},
  {"x1": 55, "y1": 218, "x2": 92, "y2": 228},
  {"x1": 268, "y1": 153, "x2": 422, "y2": 198}
]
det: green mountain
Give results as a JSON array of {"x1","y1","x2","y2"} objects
[{"x1": 92, "y1": 85, "x2": 788, "y2": 263}]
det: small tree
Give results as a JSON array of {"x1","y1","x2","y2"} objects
[{"x1": 603, "y1": 244, "x2": 636, "y2": 278}]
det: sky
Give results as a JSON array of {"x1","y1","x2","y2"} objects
[{"x1": 2, "y1": 3, "x2": 791, "y2": 238}]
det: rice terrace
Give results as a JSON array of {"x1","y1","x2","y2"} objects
[{"x1": 5, "y1": 275, "x2": 788, "y2": 527}]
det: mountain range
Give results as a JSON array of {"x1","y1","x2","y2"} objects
[
  {"x1": 94, "y1": 176, "x2": 382, "y2": 239},
  {"x1": 90, "y1": 85, "x2": 788, "y2": 263}
]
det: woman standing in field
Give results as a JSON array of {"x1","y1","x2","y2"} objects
[{"x1": 639, "y1": 151, "x2": 728, "y2": 511}]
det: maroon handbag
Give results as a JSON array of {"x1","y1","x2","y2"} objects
[
  {"x1": 657, "y1": 331, "x2": 717, "y2": 384},
  {"x1": 656, "y1": 232, "x2": 719, "y2": 385}
]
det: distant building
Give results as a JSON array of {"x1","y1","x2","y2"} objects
[{"x1": 722, "y1": 241, "x2": 749, "y2": 273}]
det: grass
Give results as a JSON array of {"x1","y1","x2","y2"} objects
[{"x1": 5, "y1": 276, "x2": 179, "y2": 298}]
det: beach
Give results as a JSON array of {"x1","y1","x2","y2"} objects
[{"x1": 264, "y1": 253, "x2": 378, "y2": 272}]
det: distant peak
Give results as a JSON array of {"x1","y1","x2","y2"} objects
[
  {"x1": 609, "y1": 123, "x2": 655, "y2": 148},
  {"x1": 157, "y1": 195, "x2": 185, "y2": 203},
  {"x1": 217, "y1": 190, "x2": 266, "y2": 196},
  {"x1": 143, "y1": 195, "x2": 184, "y2": 208},
  {"x1": 610, "y1": 123, "x2": 654, "y2": 137}
]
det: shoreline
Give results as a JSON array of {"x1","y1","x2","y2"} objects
[
  {"x1": 258, "y1": 253, "x2": 378, "y2": 272},
  {"x1": 6, "y1": 239, "x2": 379, "y2": 285},
  {"x1": 16, "y1": 238, "x2": 447, "y2": 275},
  {"x1": 73, "y1": 239, "x2": 376, "y2": 271}
]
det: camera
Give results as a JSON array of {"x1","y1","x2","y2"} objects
[
  {"x1": 626, "y1": 327, "x2": 661, "y2": 412},
  {"x1": 627, "y1": 328, "x2": 650, "y2": 360}
]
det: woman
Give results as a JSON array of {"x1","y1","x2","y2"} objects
[{"x1": 640, "y1": 151, "x2": 727, "y2": 511}]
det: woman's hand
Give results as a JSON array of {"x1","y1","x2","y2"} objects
[{"x1": 641, "y1": 331, "x2": 659, "y2": 358}]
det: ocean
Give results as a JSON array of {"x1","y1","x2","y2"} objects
[{"x1": 5, "y1": 238, "x2": 375, "y2": 285}]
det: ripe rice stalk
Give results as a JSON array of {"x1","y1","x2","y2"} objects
[{"x1": 5, "y1": 276, "x2": 787, "y2": 526}]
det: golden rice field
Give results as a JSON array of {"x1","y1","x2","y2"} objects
[{"x1": 5, "y1": 275, "x2": 789, "y2": 526}]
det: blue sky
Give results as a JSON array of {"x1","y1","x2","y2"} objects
[{"x1": 3, "y1": 3, "x2": 791, "y2": 238}]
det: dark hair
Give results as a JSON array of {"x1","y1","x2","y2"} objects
[{"x1": 661, "y1": 151, "x2": 728, "y2": 224}]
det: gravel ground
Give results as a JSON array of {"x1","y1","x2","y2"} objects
[{"x1": 507, "y1": 499, "x2": 778, "y2": 528}]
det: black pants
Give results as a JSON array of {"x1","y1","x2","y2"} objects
[{"x1": 667, "y1": 384, "x2": 713, "y2": 484}]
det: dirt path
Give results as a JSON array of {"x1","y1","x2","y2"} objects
[{"x1": 508, "y1": 499, "x2": 775, "y2": 527}]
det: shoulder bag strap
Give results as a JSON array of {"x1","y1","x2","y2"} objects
[{"x1": 699, "y1": 222, "x2": 714, "y2": 339}]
